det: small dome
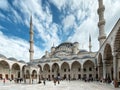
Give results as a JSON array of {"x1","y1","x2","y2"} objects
[
  {"x1": 41, "y1": 55, "x2": 45, "y2": 59},
  {"x1": 79, "y1": 49, "x2": 88, "y2": 52},
  {"x1": 0, "y1": 54, "x2": 7, "y2": 59},
  {"x1": 8, "y1": 57, "x2": 17, "y2": 61},
  {"x1": 19, "y1": 60, "x2": 26, "y2": 63},
  {"x1": 82, "y1": 55, "x2": 91, "y2": 59},
  {"x1": 74, "y1": 42, "x2": 79, "y2": 44},
  {"x1": 72, "y1": 57, "x2": 79, "y2": 59},
  {"x1": 27, "y1": 62, "x2": 35, "y2": 66}
]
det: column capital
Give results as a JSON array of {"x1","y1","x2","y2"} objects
[
  {"x1": 102, "y1": 60, "x2": 107, "y2": 64},
  {"x1": 112, "y1": 51, "x2": 118, "y2": 57}
]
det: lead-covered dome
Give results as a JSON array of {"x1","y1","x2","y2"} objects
[
  {"x1": 55, "y1": 42, "x2": 74, "y2": 54},
  {"x1": 57, "y1": 42, "x2": 73, "y2": 48},
  {"x1": 8, "y1": 57, "x2": 18, "y2": 61},
  {"x1": 0, "y1": 54, "x2": 7, "y2": 59},
  {"x1": 19, "y1": 60, "x2": 26, "y2": 63}
]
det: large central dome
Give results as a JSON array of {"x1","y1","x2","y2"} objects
[
  {"x1": 53, "y1": 42, "x2": 79, "y2": 56},
  {"x1": 55, "y1": 42, "x2": 74, "y2": 54},
  {"x1": 57, "y1": 42, "x2": 73, "y2": 48}
]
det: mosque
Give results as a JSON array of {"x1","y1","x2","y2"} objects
[{"x1": 0, "y1": 0, "x2": 120, "y2": 88}]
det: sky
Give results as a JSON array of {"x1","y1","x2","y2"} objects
[{"x1": 0, "y1": 0, "x2": 120, "y2": 62}]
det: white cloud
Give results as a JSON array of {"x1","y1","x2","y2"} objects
[
  {"x1": 50, "y1": 0, "x2": 67, "y2": 10},
  {"x1": 104, "y1": 0, "x2": 120, "y2": 35},
  {"x1": 0, "y1": 0, "x2": 9, "y2": 10},
  {"x1": 11, "y1": 8, "x2": 23, "y2": 24},
  {"x1": 62, "y1": 14, "x2": 76, "y2": 31},
  {"x1": 0, "y1": 31, "x2": 43, "y2": 62},
  {"x1": 63, "y1": 0, "x2": 120, "y2": 52},
  {"x1": 13, "y1": 0, "x2": 61, "y2": 53}
]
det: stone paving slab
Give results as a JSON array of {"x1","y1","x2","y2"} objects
[{"x1": 0, "y1": 80, "x2": 120, "y2": 90}]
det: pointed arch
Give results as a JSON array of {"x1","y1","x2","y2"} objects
[
  {"x1": 61, "y1": 62, "x2": 70, "y2": 70},
  {"x1": 43, "y1": 64, "x2": 50, "y2": 72},
  {"x1": 104, "y1": 44, "x2": 113, "y2": 61},
  {"x1": 32, "y1": 70, "x2": 37, "y2": 79},
  {"x1": 71, "y1": 61, "x2": 81, "y2": 70},
  {"x1": 11, "y1": 63, "x2": 20, "y2": 78},
  {"x1": 0, "y1": 60, "x2": 10, "y2": 79}
]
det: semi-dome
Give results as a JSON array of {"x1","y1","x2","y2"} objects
[
  {"x1": 54, "y1": 42, "x2": 74, "y2": 56},
  {"x1": 8, "y1": 57, "x2": 18, "y2": 61},
  {"x1": 79, "y1": 49, "x2": 88, "y2": 52},
  {"x1": 0, "y1": 54, "x2": 7, "y2": 59},
  {"x1": 55, "y1": 42, "x2": 73, "y2": 53},
  {"x1": 19, "y1": 60, "x2": 26, "y2": 63},
  {"x1": 82, "y1": 55, "x2": 91, "y2": 59}
]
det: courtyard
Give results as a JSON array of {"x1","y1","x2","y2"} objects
[{"x1": 0, "y1": 80, "x2": 120, "y2": 90}]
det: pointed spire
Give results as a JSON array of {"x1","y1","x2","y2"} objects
[
  {"x1": 53, "y1": 43, "x2": 54, "y2": 47},
  {"x1": 30, "y1": 15, "x2": 32, "y2": 25},
  {"x1": 89, "y1": 34, "x2": 91, "y2": 42},
  {"x1": 89, "y1": 34, "x2": 92, "y2": 52}
]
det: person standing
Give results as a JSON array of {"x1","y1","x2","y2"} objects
[
  {"x1": 3, "y1": 78, "x2": 5, "y2": 84},
  {"x1": 43, "y1": 79, "x2": 46, "y2": 85},
  {"x1": 54, "y1": 79, "x2": 56, "y2": 85}
]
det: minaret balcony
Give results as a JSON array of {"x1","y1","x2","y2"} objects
[
  {"x1": 29, "y1": 31, "x2": 34, "y2": 34},
  {"x1": 97, "y1": 5, "x2": 105, "y2": 14},
  {"x1": 29, "y1": 49, "x2": 34, "y2": 52},
  {"x1": 98, "y1": 19, "x2": 105, "y2": 27},
  {"x1": 29, "y1": 40, "x2": 34, "y2": 43},
  {"x1": 98, "y1": 35, "x2": 106, "y2": 41}
]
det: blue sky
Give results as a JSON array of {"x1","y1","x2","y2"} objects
[{"x1": 0, "y1": 0, "x2": 120, "y2": 62}]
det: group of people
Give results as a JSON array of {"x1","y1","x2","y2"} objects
[
  {"x1": 14, "y1": 78, "x2": 23, "y2": 83},
  {"x1": 83, "y1": 77, "x2": 94, "y2": 82},
  {"x1": 40, "y1": 77, "x2": 60, "y2": 86}
]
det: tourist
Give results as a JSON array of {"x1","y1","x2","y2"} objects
[
  {"x1": 54, "y1": 79, "x2": 56, "y2": 85},
  {"x1": 43, "y1": 79, "x2": 45, "y2": 85},
  {"x1": 3, "y1": 78, "x2": 5, "y2": 84},
  {"x1": 58, "y1": 80, "x2": 60, "y2": 84},
  {"x1": 32, "y1": 79, "x2": 33, "y2": 84}
]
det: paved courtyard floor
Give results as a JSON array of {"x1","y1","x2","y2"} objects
[{"x1": 0, "y1": 80, "x2": 120, "y2": 90}]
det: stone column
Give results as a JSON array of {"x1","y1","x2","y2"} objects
[
  {"x1": 20, "y1": 68, "x2": 23, "y2": 78},
  {"x1": 9, "y1": 68, "x2": 11, "y2": 79},
  {"x1": 103, "y1": 60, "x2": 107, "y2": 80},
  {"x1": 113, "y1": 54, "x2": 118, "y2": 87},
  {"x1": 38, "y1": 69, "x2": 41, "y2": 81},
  {"x1": 29, "y1": 73, "x2": 32, "y2": 84},
  {"x1": 94, "y1": 66, "x2": 97, "y2": 80},
  {"x1": 24, "y1": 69, "x2": 26, "y2": 83},
  {"x1": 29, "y1": 68, "x2": 32, "y2": 84},
  {"x1": 113, "y1": 55, "x2": 117, "y2": 80},
  {"x1": 81, "y1": 68, "x2": 84, "y2": 79},
  {"x1": 98, "y1": 64, "x2": 100, "y2": 80}
]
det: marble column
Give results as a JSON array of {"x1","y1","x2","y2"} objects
[
  {"x1": 103, "y1": 60, "x2": 107, "y2": 79},
  {"x1": 113, "y1": 55, "x2": 117, "y2": 80},
  {"x1": 98, "y1": 64, "x2": 100, "y2": 80},
  {"x1": 94, "y1": 66, "x2": 97, "y2": 80},
  {"x1": 81, "y1": 68, "x2": 84, "y2": 79},
  {"x1": 9, "y1": 68, "x2": 11, "y2": 79},
  {"x1": 20, "y1": 68, "x2": 23, "y2": 78},
  {"x1": 29, "y1": 73, "x2": 32, "y2": 84}
]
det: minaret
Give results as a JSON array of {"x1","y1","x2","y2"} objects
[
  {"x1": 97, "y1": 0, "x2": 106, "y2": 47},
  {"x1": 89, "y1": 34, "x2": 92, "y2": 52},
  {"x1": 29, "y1": 15, "x2": 34, "y2": 62}
]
